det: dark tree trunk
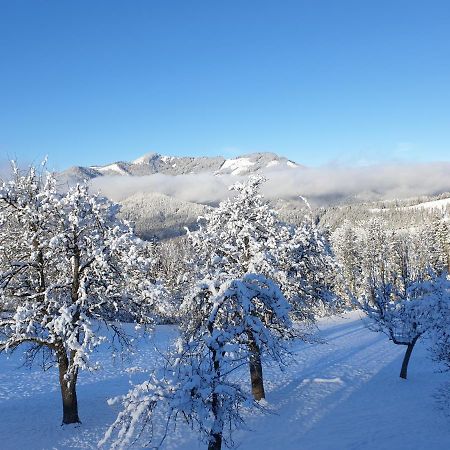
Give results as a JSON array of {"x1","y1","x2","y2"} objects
[
  {"x1": 248, "y1": 333, "x2": 265, "y2": 400},
  {"x1": 400, "y1": 336, "x2": 418, "y2": 380},
  {"x1": 57, "y1": 239, "x2": 82, "y2": 425},
  {"x1": 209, "y1": 390, "x2": 223, "y2": 450},
  {"x1": 57, "y1": 349, "x2": 80, "y2": 424},
  {"x1": 208, "y1": 333, "x2": 223, "y2": 450},
  {"x1": 208, "y1": 431, "x2": 222, "y2": 450}
]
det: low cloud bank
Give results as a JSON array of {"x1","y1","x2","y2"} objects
[
  {"x1": 89, "y1": 162, "x2": 450, "y2": 206},
  {"x1": 90, "y1": 173, "x2": 233, "y2": 205}
]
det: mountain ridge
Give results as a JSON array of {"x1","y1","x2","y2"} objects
[{"x1": 59, "y1": 151, "x2": 301, "y2": 185}]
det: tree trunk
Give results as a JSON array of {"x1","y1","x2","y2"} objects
[
  {"x1": 57, "y1": 349, "x2": 81, "y2": 424},
  {"x1": 248, "y1": 333, "x2": 265, "y2": 400},
  {"x1": 400, "y1": 336, "x2": 418, "y2": 380},
  {"x1": 57, "y1": 238, "x2": 81, "y2": 424},
  {"x1": 209, "y1": 392, "x2": 223, "y2": 450},
  {"x1": 208, "y1": 431, "x2": 222, "y2": 450},
  {"x1": 208, "y1": 337, "x2": 223, "y2": 450}
]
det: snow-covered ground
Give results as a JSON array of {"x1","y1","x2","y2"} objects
[
  {"x1": 1, "y1": 311, "x2": 449, "y2": 449},
  {"x1": 406, "y1": 197, "x2": 450, "y2": 211},
  {"x1": 219, "y1": 157, "x2": 256, "y2": 175},
  {"x1": 90, "y1": 164, "x2": 129, "y2": 176},
  {"x1": 371, "y1": 197, "x2": 450, "y2": 213}
]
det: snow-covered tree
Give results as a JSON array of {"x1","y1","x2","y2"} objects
[
  {"x1": 185, "y1": 175, "x2": 309, "y2": 399},
  {"x1": 430, "y1": 213, "x2": 450, "y2": 273},
  {"x1": 102, "y1": 273, "x2": 291, "y2": 450},
  {"x1": 361, "y1": 272, "x2": 449, "y2": 379},
  {"x1": 281, "y1": 201, "x2": 340, "y2": 319},
  {"x1": 431, "y1": 320, "x2": 450, "y2": 371},
  {"x1": 331, "y1": 220, "x2": 365, "y2": 301},
  {"x1": 0, "y1": 164, "x2": 159, "y2": 424},
  {"x1": 361, "y1": 218, "x2": 393, "y2": 300},
  {"x1": 186, "y1": 176, "x2": 292, "y2": 282},
  {"x1": 427, "y1": 275, "x2": 450, "y2": 371},
  {"x1": 184, "y1": 176, "x2": 293, "y2": 399},
  {"x1": 148, "y1": 235, "x2": 191, "y2": 322}
]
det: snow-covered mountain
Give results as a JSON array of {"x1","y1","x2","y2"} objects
[
  {"x1": 59, "y1": 151, "x2": 300, "y2": 184},
  {"x1": 55, "y1": 151, "x2": 303, "y2": 240}
]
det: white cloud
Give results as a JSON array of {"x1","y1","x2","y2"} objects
[
  {"x1": 90, "y1": 172, "x2": 233, "y2": 205},
  {"x1": 89, "y1": 162, "x2": 450, "y2": 207}
]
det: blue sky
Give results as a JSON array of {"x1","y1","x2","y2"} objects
[{"x1": 1, "y1": 0, "x2": 449, "y2": 170}]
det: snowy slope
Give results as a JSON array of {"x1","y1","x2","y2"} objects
[
  {"x1": 407, "y1": 197, "x2": 450, "y2": 211},
  {"x1": 219, "y1": 157, "x2": 255, "y2": 175},
  {"x1": 90, "y1": 163, "x2": 130, "y2": 176},
  {"x1": 0, "y1": 312, "x2": 449, "y2": 449},
  {"x1": 370, "y1": 197, "x2": 450, "y2": 213}
]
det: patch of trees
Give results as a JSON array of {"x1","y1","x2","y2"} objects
[
  {"x1": 101, "y1": 175, "x2": 340, "y2": 449},
  {"x1": 332, "y1": 215, "x2": 450, "y2": 380}
]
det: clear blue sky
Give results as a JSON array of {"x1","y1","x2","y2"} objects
[{"x1": 1, "y1": 0, "x2": 449, "y2": 170}]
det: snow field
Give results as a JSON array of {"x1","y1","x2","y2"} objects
[{"x1": 0, "y1": 312, "x2": 449, "y2": 449}]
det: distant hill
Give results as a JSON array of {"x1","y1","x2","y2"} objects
[{"x1": 119, "y1": 191, "x2": 208, "y2": 240}]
